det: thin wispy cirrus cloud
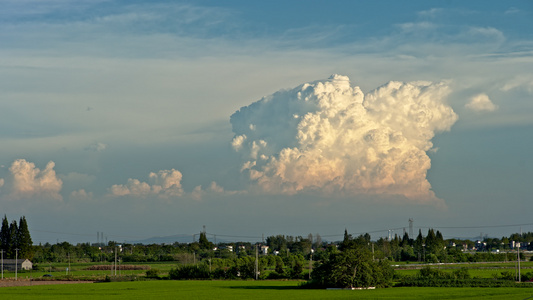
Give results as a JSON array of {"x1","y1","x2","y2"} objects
[{"x1": 0, "y1": 0, "x2": 532, "y2": 243}]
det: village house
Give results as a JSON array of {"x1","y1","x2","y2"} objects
[{"x1": 2, "y1": 259, "x2": 33, "y2": 271}]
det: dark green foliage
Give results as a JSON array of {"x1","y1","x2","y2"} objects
[
  {"x1": 306, "y1": 236, "x2": 394, "y2": 288},
  {"x1": 145, "y1": 269, "x2": 160, "y2": 279},
  {"x1": 289, "y1": 256, "x2": 303, "y2": 279},
  {"x1": 169, "y1": 264, "x2": 211, "y2": 279},
  {"x1": 8, "y1": 220, "x2": 18, "y2": 258},
  {"x1": 0, "y1": 215, "x2": 9, "y2": 255},
  {"x1": 398, "y1": 266, "x2": 528, "y2": 287},
  {"x1": 398, "y1": 277, "x2": 524, "y2": 288},
  {"x1": 0, "y1": 215, "x2": 33, "y2": 259},
  {"x1": 18, "y1": 216, "x2": 33, "y2": 259},
  {"x1": 198, "y1": 232, "x2": 213, "y2": 250},
  {"x1": 275, "y1": 256, "x2": 284, "y2": 274}
]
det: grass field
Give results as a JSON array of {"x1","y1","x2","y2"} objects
[
  {"x1": 4, "y1": 260, "x2": 532, "y2": 282},
  {"x1": 394, "y1": 261, "x2": 533, "y2": 279},
  {"x1": 1, "y1": 280, "x2": 533, "y2": 299},
  {"x1": 1, "y1": 262, "x2": 175, "y2": 280}
]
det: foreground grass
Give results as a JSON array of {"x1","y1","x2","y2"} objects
[{"x1": 2, "y1": 280, "x2": 533, "y2": 299}]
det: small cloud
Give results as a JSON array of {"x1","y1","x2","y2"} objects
[
  {"x1": 501, "y1": 76, "x2": 533, "y2": 93},
  {"x1": 466, "y1": 93, "x2": 498, "y2": 112},
  {"x1": 397, "y1": 22, "x2": 436, "y2": 33},
  {"x1": 505, "y1": 7, "x2": 521, "y2": 15},
  {"x1": 191, "y1": 181, "x2": 246, "y2": 201},
  {"x1": 417, "y1": 8, "x2": 443, "y2": 18},
  {"x1": 85, "y1": 142, "x2": 107, "y2": 152},
  {"x1": 70, "y1": 189, "x2": 93, "y2": 200},
  {"x1": 465, "y1": 27, "x2": 505, "y2": 43},
  {"x1": 109, "y1": 169, "x2": 184, "y2": 198}
]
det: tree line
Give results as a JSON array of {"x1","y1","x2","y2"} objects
[{"x1": 0, "y1": 215, "x2": 33, "y2": 259}]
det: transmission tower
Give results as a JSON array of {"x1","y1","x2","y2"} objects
[{"x1": 409, "y1": 218, "x2": 414, "y2": 239}]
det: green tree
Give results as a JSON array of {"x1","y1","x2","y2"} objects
[
  {"x1": 8, "y1": 220, "x2": 19, "y2": 258},
  {"x1": 198, "y1": 232, "x2": 213, "y2": 250},
  {"x1": 310, "y1": 246, "x2": 393, "y2": 288},
  {"x1": 339, "y1": 229, "x2": 355, "y2": 251},
  {"x1": 275, "y1": 256, "x2": 284, "y2": 274},
  {"x1": 308, "y1": 232, "x2": 393, "y2": 288},
  {"x1": 18, "y1": 216, "x2": 33, "y2": 259},
  {"x1": 414, "y1": 229, "x2": 424, "y2": 262},
  {"x1": 0, "y1": 215, "x2": 9, "y2": 254}
]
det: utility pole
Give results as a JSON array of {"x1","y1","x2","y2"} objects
[
  {"x1": 15, "y1": 248, "x2": 19, "y2": 280},
  {"x1": 518, "y1": 242, "x2": 521, "y2": 282},
  {"x1": 0, "y1": 250, "x2": 3, "y2": 279},
  {"x1": 115, "y1": 247, "x2": 118, "y2": 276},
  {"x1": 255, "y1": 244, "x2": 259, "y2": 280},
  {"x1": 409, "y1": 218, "x2": 413, "y2": 239},
  {"x1": 309, "y1": 251, "x2": 313, "y2": 280}
]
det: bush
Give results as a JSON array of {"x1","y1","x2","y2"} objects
[
  {"x1": 145, "y1": 269, "x2": 160, "y2": 279},
  {"x1": 397, "y1": 266, "x2": 526, "y2": 287},
  {"x1": 169, "y1": 265, "x2": 210, "y2": 280}
]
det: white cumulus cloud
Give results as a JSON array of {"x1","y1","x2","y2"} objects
[
  {"x1": 230, "y1": 75, "x2": 458, "y2": 204},
  {"x1": 192, "y1": 181, "x2": 245, "y2": 201},
  {"x1": 465, "y1": 93, "x2": 498, "y2": 112},
  {"x1": 110, "y1": 169, "x2": 184, "y2": 198},
  {"x1": 6, "y1": 159, "x2": 63, "y2": 200}
]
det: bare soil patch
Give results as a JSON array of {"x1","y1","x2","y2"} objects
[{"x1": 0, "y1": 280, "x2": 94, "y2": 287}]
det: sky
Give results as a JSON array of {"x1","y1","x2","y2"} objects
[{"x1": 1, "y1": 0, "x2": 532, "y2": 244}]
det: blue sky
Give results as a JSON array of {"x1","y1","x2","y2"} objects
[{"x1": 1, "y1": 0, "x2": 532, "y2": 244}]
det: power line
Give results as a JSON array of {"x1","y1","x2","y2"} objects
[
  {"x1": 418, "y1": 222, "x2": 533, "y2": 230},
  {"x1": 29, "y1": 221, "x2": 533, "y2": 244}
]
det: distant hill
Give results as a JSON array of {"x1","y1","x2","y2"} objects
[{"x1": 126, "y1": 234, "x2": 233, "y2": 245}]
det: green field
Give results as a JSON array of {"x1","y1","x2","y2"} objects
[
  {"x1": 394, "y1": 261, "x2": 533, "y2": 279},
  {"x1": 1, "y1": 262, "x2": 176, "y2": 280},
  {"x1": 4, "y1": 260, "x2": 532, "y2": 282},
  {"x1": 2, "y1": 280, "x2": 533, "y2": 299}
]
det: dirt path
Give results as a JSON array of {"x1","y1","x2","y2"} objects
[{"x1": 0, "y1": 280, "x2": 94, "y2": 287}]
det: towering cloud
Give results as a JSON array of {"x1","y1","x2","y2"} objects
[
  {"x1": 7, "y1": 159, "x2": 63, "y2": 200},
  {"x1": 230, "y1": 75, "x2": 458, "y2": 204}
]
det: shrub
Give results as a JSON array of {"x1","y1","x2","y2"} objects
[
  {"x1": 145, "y1": 269, "x2": 160, "y2": 279},
  {"x1": 169, "y1": 264, "x2": 210, "y2": 280}
]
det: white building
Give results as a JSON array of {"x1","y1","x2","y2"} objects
[{"x1": 3, "y1": 259, "x2": 33, "y2": 271}]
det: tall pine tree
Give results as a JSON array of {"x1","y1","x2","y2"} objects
[
  {"x1": 0, "y1": 216, "x2": 33, "y2": 259},
  {"x1": 18, "y1": 216, "x2": 33, "y2": 259},
  {"x1": 0, "y1": 215, "x2": 9, "y2": 255},
  {"x1": 8, "y1": 220, "x2": 18, "y2": 258}
]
